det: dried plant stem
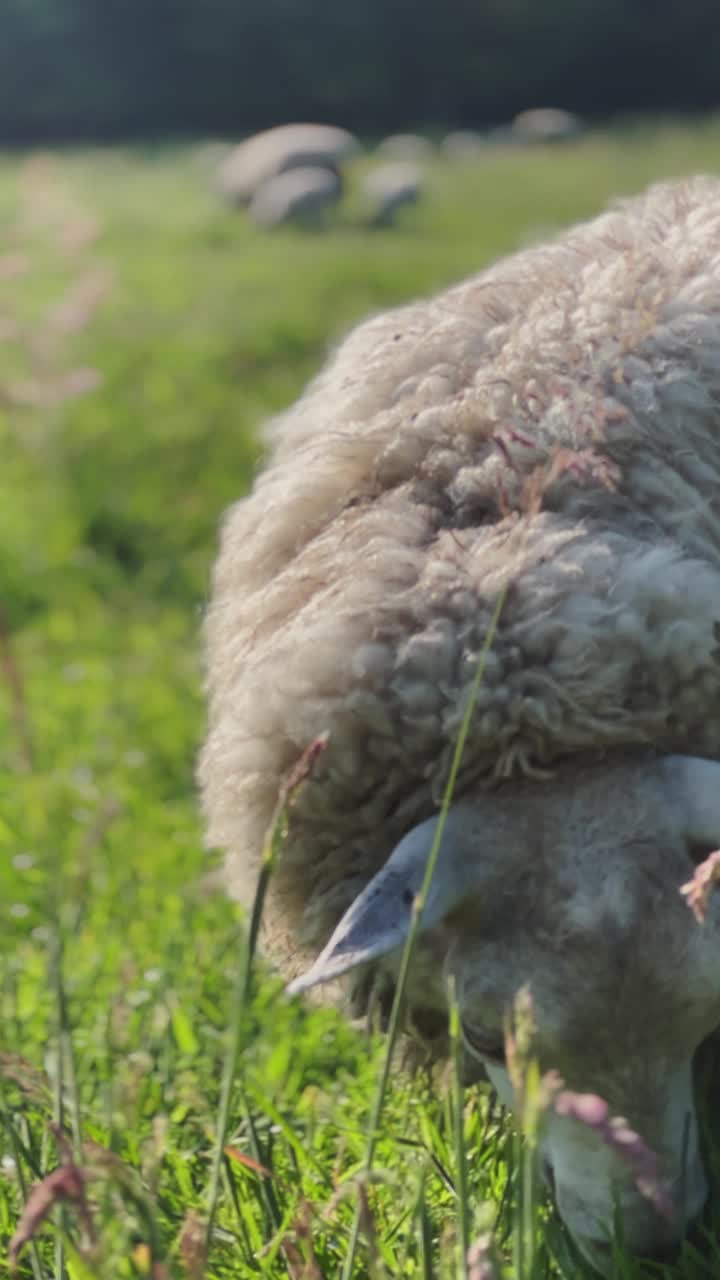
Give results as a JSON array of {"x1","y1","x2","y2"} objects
[{"x1": 0, "y1": 605, "x2": 34, "y2": 772}]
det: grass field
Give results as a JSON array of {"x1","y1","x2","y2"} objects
[{"x1": 3, "y1": 119, "x2": 720, "y2": 1279}]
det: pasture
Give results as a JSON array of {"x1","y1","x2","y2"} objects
[{"x1": 2, "y1": 120, "x2": 720, "y2": 1278}]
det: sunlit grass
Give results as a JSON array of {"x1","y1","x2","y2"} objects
[{"x1": 2, "y1": 119, "x2": 720, "y2": 1276}]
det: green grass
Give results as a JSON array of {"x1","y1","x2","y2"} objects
[{"x1": 2, "y1": 119, "x2": 720, "y2": 1279}]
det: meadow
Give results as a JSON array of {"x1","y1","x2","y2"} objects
[{"x1": 3, "y1": 119, "x2": 720, "y2": 1280}]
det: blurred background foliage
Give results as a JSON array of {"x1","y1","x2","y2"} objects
[{"x1": 1, "y1": 0, "x2": 720, "y2": 141}]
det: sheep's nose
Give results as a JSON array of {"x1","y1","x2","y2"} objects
[
  {"x1": 641, "y1": 1239, "x2": 682, "y2": 1264},
  {"x1": 574, "y1": 1232, "x2": 684, "y2": 1274}
]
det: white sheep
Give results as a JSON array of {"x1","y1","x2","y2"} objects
[
  {"x1": 200, "y1": 176, "x2": 720, "y2": 1266},
  {"x1": 510, "y1": 107, "x2": 583, "y2": 144},
  {"x1": 248, "y1": 167, "x2": 342, "y2": 230},
  {"x1": 361, "y1": 162, "x2": 425, "y2": 228},
  {"x1": 218, "y1": 123, "x2": 358, "y2": 206}
]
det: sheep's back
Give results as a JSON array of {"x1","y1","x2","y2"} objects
[{"x1": 200, "y1": 176, "x2": 720, "y2": 979}]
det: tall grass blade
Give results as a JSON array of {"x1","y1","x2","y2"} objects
[
  {"x1": 448, "y1": 976, "x2": 470, "y2": 1279},
  {"x1": 340, "y1": 586, "x2": 507, "y2": 1279},
  {"x1": 204, "y1": 783, "x2": 292, "y2": 1251},
  {"x1": 0, "y1": 1075, "x2": 46, "y2": 1280}
]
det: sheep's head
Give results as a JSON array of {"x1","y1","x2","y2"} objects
[{"x1": 289, "y1": 754, "x2": 720, "y2": 1266}]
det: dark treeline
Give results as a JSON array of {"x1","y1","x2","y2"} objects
[{"x1": 1, "y1": 0, "x2": 720, "y2": 142}]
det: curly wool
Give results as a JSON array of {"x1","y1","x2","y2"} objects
[{"x1": 199, "y1": 176, "x2": 720, "y2": 982}]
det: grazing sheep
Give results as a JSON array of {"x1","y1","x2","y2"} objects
[
  {"x1": 511, "y1": 107, "x2": 583, "y2": 144},
  {"x1": 218, "y1": 123, "x2": 357, "y2": 206},
  {"x1": 376, "y1": 133, "x2": 435, "y2": 162},
  {"x1": 200, "y1": 177, "x2": 720, "y2": 1266},
  {"x1": 441, "y1": 129, "x2": 487, "y2": 162},
  {"x1": 360, "y1": 162, "x2": 425, "y2": 228},
  {"x1": 248, "y1": 167, "x2": 342, "y2": 230}
]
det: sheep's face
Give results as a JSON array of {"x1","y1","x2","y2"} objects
[
  {"x1": 450, "y1": 863, "x2": 715, "y2": 1264},
  {"x1": 488, "y1": 1055, "x2": 702, "y2": 1267},
  {"x1": 289, "y1": 755, "x2": 720, "y2": 1264}
]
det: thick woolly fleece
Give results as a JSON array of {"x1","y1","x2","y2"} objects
[{"x1": 200, "y1": 177, "x2": 720, "y2": 984}]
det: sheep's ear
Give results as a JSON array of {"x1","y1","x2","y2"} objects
[
  {"x1": 287, "y1": 809, "x2": 479, "y2": 996},
  {"x1": 666, "y1": 756, "x2": 720, "y2": 846}
]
